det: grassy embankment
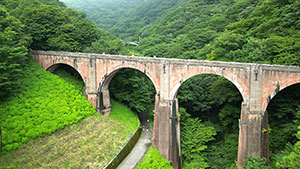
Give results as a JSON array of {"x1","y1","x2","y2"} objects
[
  {"x1": 0, "y1": 62, "x2": 139, "y2": 168},
  {"x1": 136, "y1": 145, "x2": 173, "y2": 169}
]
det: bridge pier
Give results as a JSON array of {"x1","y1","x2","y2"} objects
[
  {"x1": 153, "y1": 95, "x2": 181, "y2": 169},
  {"x1": 87, "y1": 92, "x2": 97, "y2": 108},
  {"x1": 96, "y1": 89, "x2": 111, "y2": 116},
  {"x1": 238, "y1": 103, "x2": 248, "y2": 168},
  {"x1": 237, "y1": 103, "x2": 269, "y2": 168}
]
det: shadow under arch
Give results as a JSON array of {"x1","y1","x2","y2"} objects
[
  {"x1": 265, "y1": 83, "x2": 300, "y2": 163},
  {"x1": 171, "y1": 73, "x2": 246, "y2": 104},
  {"x1": 173, "y1": 73, "x2": 244, "y2": 168},
  {"x1": 46, "y1": 63, "x2": 85, "y2": 84},
  {"x1": 97, "y1": 67, "x2": 157, "y2": 119},
  {"x1": 99, "y1": 66, "x2": 158, "y2": 93},
  {"x1": 46, "y1": 63, "x2": 86, "y2": 95},
  {"x1": 172, "y1": 73, "x2": 245, "y2": 103}
]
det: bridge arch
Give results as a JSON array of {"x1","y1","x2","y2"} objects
[
  {"x1": 264, "y1": 82, "x2": 300, "y2": 164},
  {"x1": 99, "y1": 65, "x2": 159, "y2": 94},
  {"x1": 46, "y1": 63, "x2": 85, "y2": 83},
  {"x1": 171, "y1": 73, "x2": 244, "y2": 168},
  {"x1": 171, "y1": 72, "x2": 246, "y2": 102},
  {"x1": 262, "y1": 74, "x2": 300, "y2": 112},
  {"x1": 97, "y1": 66, "x2": 158, "y2": 115}
]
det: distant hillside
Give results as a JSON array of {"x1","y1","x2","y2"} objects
[
  {"x1": 137, "y1": 0, "x2": 300, "y2": 66},
  {"x1": 62, "y1": 0, "x2": 187, "y2": 40}
]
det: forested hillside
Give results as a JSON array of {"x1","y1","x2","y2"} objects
[
  {"x1": 137, "y1": 0, "x2": 300, "y2": 168},
  {"x1": 62, "y1": 0, "x2": 187, "y2": 40},
  {"x1": 0, "y1": 0, "x2": 128, "y2": 100},
  {"x1": 61, "y1": 0, "x2": 300, "y2": 168},
  {"x1": 0, "y1": 0, "x2": 131, "y2": 150},
  {"x1": 137, "y1": 0, "x2": 300, "y2": 66},
  {"x1": 1, "y1": 0, "x2": 300, "y2": 168},
  {"x1": 0, "y1": 1, "x2": 141, "y2": 168}
]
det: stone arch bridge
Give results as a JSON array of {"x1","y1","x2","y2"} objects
[{"x1": 31, "y1": 50, "x2": 300, "y2": 169}]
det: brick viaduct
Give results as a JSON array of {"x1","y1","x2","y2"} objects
[{"x1": 31, "y1": 50, "x2": 300, "y2": 169}]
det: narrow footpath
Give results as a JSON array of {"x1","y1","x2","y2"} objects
[{"x1": 118, "y1": 129, "x2": 153, "y2": 169}]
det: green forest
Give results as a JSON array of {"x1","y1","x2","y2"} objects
[{"x1": 1, "y1": 0, "x2": 300, "y2": 168}]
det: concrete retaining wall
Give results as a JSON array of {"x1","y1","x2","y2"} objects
[{"x1": 104, "y1": 126, "x2": 142, "y2": 169}]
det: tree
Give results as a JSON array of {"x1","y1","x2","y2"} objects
[
  {"x1": 0, "y1": 7, "x2": 28, "y2": 99},
  {"x1": 109, "y1": 69, "x2": 155, "y2": 113},
  {"x1": 180, "y1": 108, "x2": 216, "y2": 168},
  {"x1": 19, "y1": 3, "x2": 70, "y2": 50},
  {"x1": 177, "y1": 74, "x2": 219, "y2": 118},
  {"x1": 84, "y1": 29, "x2": 128, "y2": 55}
]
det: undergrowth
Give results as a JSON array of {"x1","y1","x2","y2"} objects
[
  {"x1": 136, "y1": 145, "x2": 173, "y2": 169},
  {"x1": 0, "y1": 61, "x2": 96, "y2": 153},
  {"x1": 0, "y1": 101, "x2": 139, "y2": 168},
  {"x1": 0, "y1": 61, "x2": 139, "y2": 168}
]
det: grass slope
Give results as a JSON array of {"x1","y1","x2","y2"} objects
[
  {"x1": 0, "y1": 101, "x2": 139, "y2": 168},
  {"x1": 53, "y1": 69, "x2": 85, "y2": 91},
  {"x1": 136, "y1": 145, "x2": 173, "y2": 169},
  {"x1": 0, "y1": 61, "x2": 139, "y2": 168},
  {"x1": 0, "y1": 61, "x2": 96, "y2": 153}
]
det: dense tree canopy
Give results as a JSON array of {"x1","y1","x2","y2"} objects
[
  {"x1": 63, "y1": 0, "x2": 300, "y2": 168},
  {"x1": 0, "y1": 6, "x2": 29, "y2": 98},
  {"x1": 63, "y1": 0, "x2": 187, "y2": 40},
  {"x1": 0, "y1": 0, "x2": 128, "y2": 99},
  {"x1": 1, "y1": 0, "x2": 300, "y2": 168}
]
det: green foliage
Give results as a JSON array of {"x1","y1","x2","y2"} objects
[
  {"x1": 204, "y1": 133, "x2": 239, "y2": 169},
  {"x1": 3, "y1": 0, "x2": 124, "y2": 53},
  {"x1": 206, "y1": 0, "x2": 300, "y2": 65},
  {"x1": 137, "y1": 0, "x2": 238, "y2": 58},
  {"x1": 1, "y1": 0, "x2": 128, "y2": 99},
  {"x1": 267, "y1": 85, "x2": 300, "y2": 154},
  {"x1": 18, "y1": 3, "x2": 70, "y2": 50},
  {"x1": 39, "y1": 0, "x2": 66, "y2": 8},
  {"x1": 109, "y1": 69, "x2": 155, "y2": 114},
  {"x1": 275, "y1": 117, "x2": 300, "y2": 169},
  {"x1": 0, "y1": 6, "x2": 29, "y2": 99},
  {"x1": 177, "y1": 74, "x2": 219, "y2": 117},
  {"x1": 109, "y1": 100, "x2": 140, "y2": 131},
  {"x1": 177, "y1": 74, "x2": 242, "y2": 168},
  {"x1": 0, "y1": 101, "x2": 139, "y2": 168},
  {"x1": 84, "y1": 29, "x2": 129, "y2": 55},
  {"x1": 63, "y1": 0, "x2": 186, "y2": 40},
  {"x1": 180, "y1": 108, "x2": 216, "y2": 168},
  {"x1": 53, "y1": 68, "x2": 85, "y2": 91},
  {"x1": 0, "y1": 61, "x2": 96, "y2": 153},
  {"x1": 136, "y1": 145, "x2": 173, "y2": 169},
  {"x1": 245, "y1": 156, "x2": 269, "y2": 169}
]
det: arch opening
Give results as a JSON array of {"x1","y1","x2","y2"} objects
[
  {"x1": 266, "y1": 83, "x2": 300, "y2": 167},
  {"x1": 47, "y1": 64, "x2": 86, "y2": 94},
  {"x1": 99, "y1": 67, "x2": 157, "y2": 127},
  {"x1": 175, "y1": 74, "x2": 243, "y2": 169}
]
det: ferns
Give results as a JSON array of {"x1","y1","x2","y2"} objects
[{"x1": 0, "y1": 61, "x2": 96, "y2": 153}]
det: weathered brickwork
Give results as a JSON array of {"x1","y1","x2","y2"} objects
[{"x1": 31, "y1": 50, "x2": 300, "y2": 169}]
